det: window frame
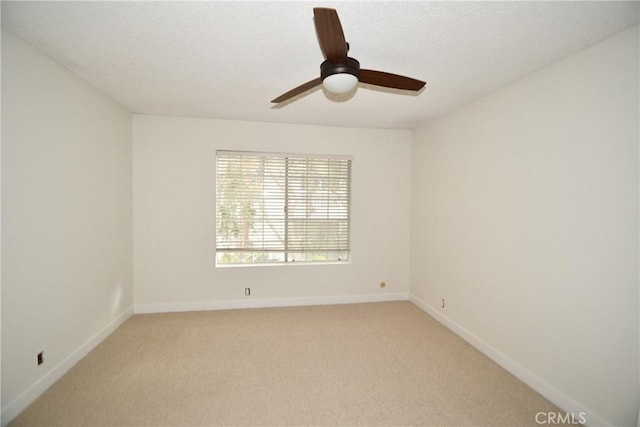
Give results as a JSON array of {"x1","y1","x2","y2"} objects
[{"x1": 215, "y1": 150, "x2": 353, "y2": 267}]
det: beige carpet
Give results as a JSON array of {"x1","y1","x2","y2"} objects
[{"x1": 10, "y1": 301, "x2": 562, "y2": 426}]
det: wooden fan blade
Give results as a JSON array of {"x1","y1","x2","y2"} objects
[
  {"x1": 271, "y1": 77, "x2": 322, "y2": 104},
  {"x1": 359, "y1": 69, "x2": 426, "y2": 91},
  {"x1": 314, "y1": 8, "x2": 348, "y2": 64}
]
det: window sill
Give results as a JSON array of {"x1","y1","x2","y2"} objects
[{"x1": 215, "y1": 260, "x2": 351, "y2": 268}]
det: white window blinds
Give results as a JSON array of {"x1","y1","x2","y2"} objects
[{"x1": 216, "y1": 150, "x2": 352, "y2": 265}]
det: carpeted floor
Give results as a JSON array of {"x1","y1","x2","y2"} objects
[{"x1": 9, "y1": 301, "x2": 562, "y2": 426}]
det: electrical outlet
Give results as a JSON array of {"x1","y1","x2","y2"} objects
[
  {"x1": 441, "y1": 298, "x2": 445, "y2": 309},
  {"x1": 37, "y1": 351, "x2": 44, "y2": 366},
  {"x1": 245, "y1": 288, "x2": 251, "y2": 296}
]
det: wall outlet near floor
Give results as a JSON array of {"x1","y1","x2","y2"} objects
[
  {"x1": 245, "y1": 288, "x2": 251, "y2": 296},
  {"x1": 441, "y1": 298, "x2": 445, "y2": 309},
  {"x1": 37, "y1": 351, "x2": 44, "y2": 366}
]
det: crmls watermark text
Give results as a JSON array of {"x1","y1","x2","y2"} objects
[{"x1": 535, "y1": 412, "x2": 587, "y2": 425}]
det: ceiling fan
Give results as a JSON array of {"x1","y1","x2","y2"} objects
[{"x1": 271, "y1": 7, "x2": 426, "y2": 104}]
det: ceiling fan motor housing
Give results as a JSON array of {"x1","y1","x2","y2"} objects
[{"x1": 320, "y1": 57, "x2": 361, "y2": 81}]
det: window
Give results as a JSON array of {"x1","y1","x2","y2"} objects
[{"x1": 216, "y1": 150, "x2": 352, "y2": 265}]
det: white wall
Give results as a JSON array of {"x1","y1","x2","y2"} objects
[
  {"x1": 1, "y1": 30, "x2": 133, "y2": 424},
  {"x1": 410, "y1": 25, "x2": 639, "y2": 426},
  {"x1": 133, "y1": 115, "x2": 411, "y2": 311}
]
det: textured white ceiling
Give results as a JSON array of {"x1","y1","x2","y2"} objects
[{"x1": 2, "y1": 1, "x2": 639, "y2": 129}]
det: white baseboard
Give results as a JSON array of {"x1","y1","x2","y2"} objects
[
  {"x1": 408, "y1": 294, "x2": 610, "y2": 427},
  {"x1": 1, "y1": 306, "x2": 134, "y2": 426},
  {"x1": 134, "y1": 292, "x2": 409, "y2": 314}
]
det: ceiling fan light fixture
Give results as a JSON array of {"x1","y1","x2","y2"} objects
[
  {"x1": 322, "y1": 73, "x2": 358, "y2": 94},
  {"x1": 320, "y1": 57, "x2": 360, "y2": 94}
]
